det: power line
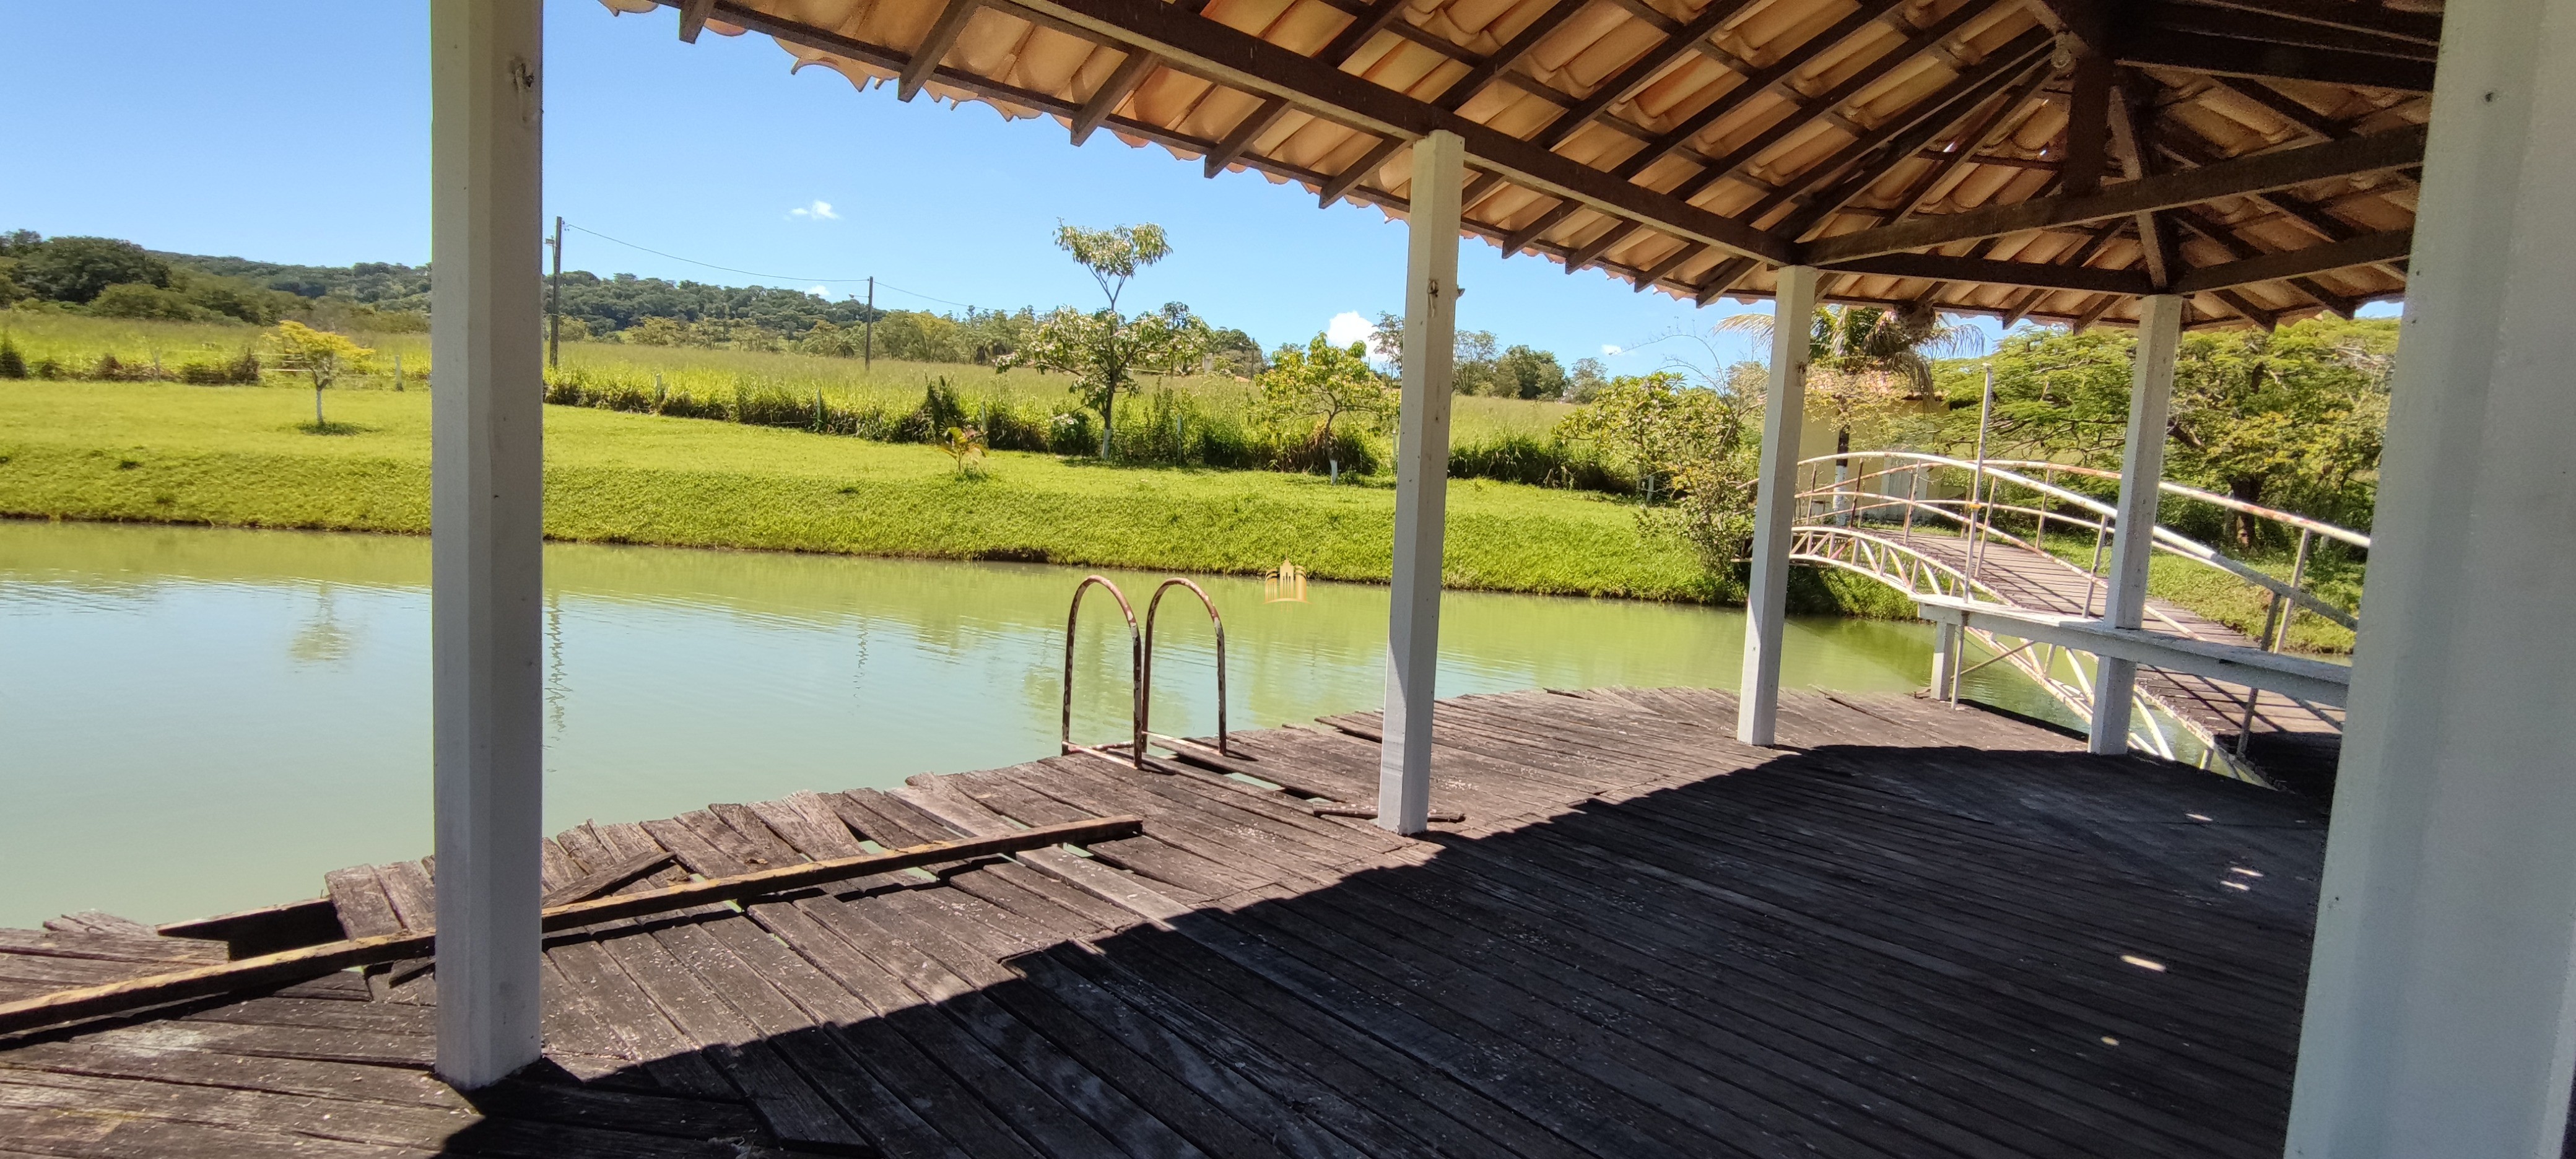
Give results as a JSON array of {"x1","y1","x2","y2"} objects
[{"x1": 559, "y1": 223, "x2": 986, "y2": 310}]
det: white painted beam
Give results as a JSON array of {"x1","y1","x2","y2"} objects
[
  {"x1": 1737, "y1": 265, "x2": 1820, "y2": 745},
  {"x1": 1377, "y1": 131, "x2": 1463, "y2": 836},
  {"x1": 429, "y1": 0, "x2": 546, "y2": 1090},
  {"x1": 2086, "y1": 293, "x2": 2179, "y2": 755},
  {"x1": 2287, "y1": 0, "x2": 2576, "y2": 1152},
  {"x1": 1913, "y1": 597, "x2": 2352, "y2": 707}
]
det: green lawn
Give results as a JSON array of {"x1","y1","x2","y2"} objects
[{"x1": 0, "y1": 379, "x2": 1727, "y2": 601}]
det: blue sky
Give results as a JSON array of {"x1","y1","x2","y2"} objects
[{"x1": 1, "y1": 2, "x2": 2385, "y2": 368}]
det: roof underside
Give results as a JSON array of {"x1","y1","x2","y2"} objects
[{"x1": 607, "y1": 0, "x2": 2434, "y2": 329}]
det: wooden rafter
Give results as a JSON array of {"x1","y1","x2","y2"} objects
[
  {"x1": 900, "y1": 0, "x2": 986, "y2": 100},
  {"x1": 1527, "y1": 0, "x2": 1767, "y2": 152},
  {"x1": 2198, "y1": 74, "x2": 2355, "y2": 142},
  {"x1": 2168, "y1": 228, "x2": 2409, "y2": 292},
  {"x1": 1318, "y1": 0, "x2": 1593, "y2": 205},
  {"x1": 1803, "y1": 124, "x2": 2425, "y2": 263},
  {"x1": 1821, "y1": 252, "x2": 2152, "y2": 294},
  {"x1": 1071, "y1": 51, "x2": 1160, "y2": 145},
  {"x1": 2105, "y1": 74, "x2": 2171, "y2": 288},
  {"x1": 1551, "y1": 0, "x2": 2003, "y2": 269},
  {"x1": 1679, "y1": 29, "x2": 2052, "y2": 299},
  {"x1": 1203, "y1": 0, "x2": 1411, "y2": 175},
  {"x1": 2113, "y1": 25, "x2": 2435, "y2": 92},
  {"x1": 2170, "y1": 206, "x2": 2357, "y2": 317},
  {"x1": 2061, "y1": 50, "x2": 2112, "y2": 198},
  {"x1": 998, "y1": 0, "x2": 1801, "y2": 261},
  {"x1": 677, "y1": 0, "x2": 717, "y2": 41},
  {"x1": 2125, "y1": 1, "x2": 2438, "y2": 62}
]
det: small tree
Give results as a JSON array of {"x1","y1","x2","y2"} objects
[
  {"x1": 1557, "y1": 372, "x2": 1758, "y2": 568},
  {"x1": 270, "y1": 320, "x2": 373, "y2": 429},
  {"x1": 1717, "y1": 302, "x2": 1983, "y2": 458},
  {"x1": 0, "y1": 336, "x2": 24, "y2": 380},
  {"x1": 1253, "y1": 335, "x2": 1398, "y2": 481},
  {"x1": 993, "y1": 224, "x2": 1193, "y2": 458},
  {"x1": 936, "y1": 425, "x2": 988, "y2": 476}
]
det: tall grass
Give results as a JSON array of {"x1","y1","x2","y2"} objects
[{"x1": 2, "y1": 308, "x2": 1643, "y2": 492}]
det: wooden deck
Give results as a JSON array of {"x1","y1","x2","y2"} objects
[{"x1": 0, "y1": 688, "x2": 2334, "y2": 1158}]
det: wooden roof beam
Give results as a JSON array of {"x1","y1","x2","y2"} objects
[
  {"x1": 1204, "y1": 0, "x2": 1410, "y2": 176},
  {"x1": 2197, "y1": 74, "x2": 2354, "y2": 142},
  {"x1": 1648, "y1": 40, "x2": 2050, "y2": 295},
  {"x1": 1319, "y1": 0, "x2": 1593, "y2": 206},
  {"x1": 2183, "y1": 0, "x2": 2442, "y2": 46},
  {"x1": 2061, "y1": 50, "x2": 2112, "y2": 198},
  {"x1": 2168, "y1": 227, "x2": 2409, "y2": 293},
  {"x1": 1802, "y1": 124, "x2": 2425, "y2": 263},
  {"x1": 1004, "y1": 0, "x2": 1801, "y2": 262},
  {"x1": 1674, "y1": 38, "x2": 2048, "y2": 303},
  {"x1": 2170, "y1": 206, "x2": 2357, "y2": 317},
  {"x1": 1889, "y1": 67, "x2": 2056, "y2": 223},
  {"x1": 677, "y1": 0, "x2": 716, "y2": 41},
  {"x1": 1819, "y1": 251, "x2": 2153, "y2": 294},
  {"x1": 1526, "y1": 0, "x2": 1768, "y2": 153},
  {"x1": 2124, "y1": 1, "x2": 2439, "y2": 62},
  {"x1": 2105, "y1": 74, "x2": 2171, "y2": 288},
  {"x1": 900, "y1": 0, "x2": 987, "y2": 101},
  {"x1": 1763, "y1": 32, "x2": 2057, "y2": 234},
  {"x1": 1071, "y1": 50, "x2": 1160, "y2": 145},
  {"x1": 1551, "y1": 0, "x2": 2005, "y2": 269},
  {"x1": 2112, "y1": 26, "x2": 2435, "y2": 92}
]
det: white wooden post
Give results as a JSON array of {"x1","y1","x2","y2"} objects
[
  {"x1": 1928, "y1": 620, "x2": 1959, "y2": 701},
  {"x1": 2084, "y1": 294, "x2": 2179, "y2": 755},
  {"x1": 2288, "y1": 1, "x2": 2576, "y2": 1152},
  {"x1": 430, "y1": 0, "x2": 546, "y2": 1090},
  {"x1": 1736, "y1": 266, "x2": 1819, "y2": 745},
  {"x1": 1375, "y1": 130, "x2": 1464, "y2": 835}
]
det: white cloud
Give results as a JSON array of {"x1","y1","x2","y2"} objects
[
  {"x1": 788, "y1": 199, "x2": 839, "y2": 220},
  {"x1": 1325, "y1": 310, "x2": 1373, "y2": 348},
  {"x1": 1600, "y1": 344, "x2": 1622, "y2": 356},
  {"x1": 808, "y1": 285, "x2": 830, "y2": 297}
]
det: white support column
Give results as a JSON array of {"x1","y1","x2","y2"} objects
[
  {"x1": 1736, "y1": 265, "x2": 1819, "y2": 745},
  {"x1": 430, "y1": 0, "x2": 545, "y2": 1090},
  {"x1": 1375, "y1": 130, "x2": 1464, "y2": 836},
  {"x1": 2084, "y1": 294, "x2": 2180, "y2": 755},
  {"x1": 2289, "y1": 1, "x2": 2576, "y2": 1152},
  {"x1": 1928, "y1": 620, "x2": 1959, "y2": 701}
]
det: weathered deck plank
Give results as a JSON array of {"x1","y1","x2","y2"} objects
[{"x1": 0, "y1": 688, "x2": 2374, "y2": 1157}]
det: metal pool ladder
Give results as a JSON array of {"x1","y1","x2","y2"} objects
[{"x1": 1061, "y1": 575, "x2": 1230, "y2": 770}]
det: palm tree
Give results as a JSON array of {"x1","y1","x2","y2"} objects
[{"x1": 1719, "y1": 303, "x2": 1986, "y2": 519}]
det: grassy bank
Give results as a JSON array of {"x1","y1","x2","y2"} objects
[{"x1": 0, "y1": 379, "x2": 1737, "y2": 602}]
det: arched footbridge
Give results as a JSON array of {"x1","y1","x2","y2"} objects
[{"x1": 1790, "y1": 453, "x2": 2364, "y2": 789}]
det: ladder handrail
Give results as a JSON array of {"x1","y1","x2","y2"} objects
[
  {"x1": 1143, "y1": 578, "x2": 1231, "y2": 757},
  {"x1": 1063, "y1": 575, "x2": 1144, "y2": 770}
]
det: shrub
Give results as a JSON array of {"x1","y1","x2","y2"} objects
[
  {"x1": 87, "y1": 353, "x2": 167, "y2": 381},
  {"x1": 171, "y1": 347, "x2": 263, "y2": 385},
  {"x1": 894, "y1": 378, "x2": 970, "y2": 443},
  {"x1": 1448, "y1": 431, "x2": 1624, "y2": 492},
  {"x1": 89, "y1": 282, "x2": 207, "y2": 322},
  {"x1": 0, "y1": 337, "x2": 22, "y2": 380}
]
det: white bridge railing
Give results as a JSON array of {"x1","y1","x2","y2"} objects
[{"x1": 1789, "y1": 451, "x2": 2367, "y2": 779}]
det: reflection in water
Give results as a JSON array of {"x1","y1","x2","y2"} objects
[{"x1": 0, "y1": 519, "x2": 2045, "y2": 927}]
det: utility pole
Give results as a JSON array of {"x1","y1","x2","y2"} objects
[
  {"x1": 864, "y1": 276, "x2": 876, "y2": 371},
  {"x1": 546, "y1": 216, "x2": 564, "y2": 371}
]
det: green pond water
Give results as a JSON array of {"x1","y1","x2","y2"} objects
[{"x1": 0, "y1": 519, "x2": 2053, "y2": 929}]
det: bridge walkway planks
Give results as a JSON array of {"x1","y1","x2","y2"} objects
[
  {"x1": 0, "y1": 688, "x2": 2357, "y2": 1157},
  {"x1": 1860, "y1": 526, "x2": 2346, "y2": 778}
]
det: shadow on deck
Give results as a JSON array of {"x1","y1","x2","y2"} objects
[{"x1": 0, "y1": 690, "x2": 2334, "y2": 1158}]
